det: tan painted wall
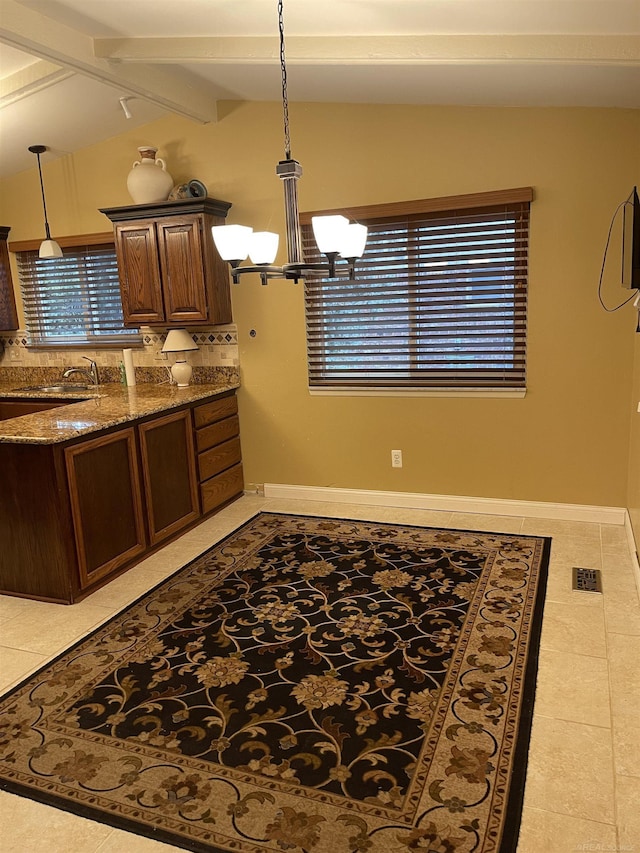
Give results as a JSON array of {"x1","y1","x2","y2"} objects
[
  {"x1": 629, "y1": 335, "x2": 640, "y2": 543},
  {"x1": 1, "y1": 102, "x2": 638, "y2": 507}
]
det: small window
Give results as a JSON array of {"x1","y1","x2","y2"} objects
[
  {"x1": 301, "y1": 187, "x2": 532, "y2": 392},
  {"x1": 16, "y1": 240, "x2": 141, "y2": 347}
]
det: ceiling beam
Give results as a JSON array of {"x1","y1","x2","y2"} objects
[
  {"x1": 94, "y1": 34, "x2": 640, "y2": 66},
  {"x1": 0, "y1": 59, "x2": 74, "y2": 108},
  {"x1": 0, "y1": 0, "x2": 217, "y2": 122}
]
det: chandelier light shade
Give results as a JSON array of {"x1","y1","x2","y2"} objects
[
  {"x1": 211, "y1": 0, "x2": 367, "y2": 285},
  {"x1": 28, "y1": 145, "x2": 63, "y2": 260},
  {"x1": 249, "y1": 232, "x2": 280, "y2": 265},
  {"x1": 311, "y1": 215, "x2": 349, "y2": 254},
  {"x1": 161, "y1": 328, "x2": 199, "y2": 387},
  {"x1": 210, "y1": 224, "x2": 254, "y2": 262}
]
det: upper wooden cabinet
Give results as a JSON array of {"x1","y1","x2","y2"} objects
[
  {"x1": 101, "y1": 197, "x2": 233, "y2": 327},
  {"x1": 0, "y1": 226, "x2": 19, "y2": 331}
]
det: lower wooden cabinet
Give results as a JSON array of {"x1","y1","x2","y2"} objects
[
  {"x1": 193, "y1": 395, "x2": 244, "y2": 515},
  {"x1": 0, "y1": 442, "x2": 78, "y2": 602},
  {"x1": 201, "y1": 463, "x2": 244, "y2": 515},
  {"x1": 0, "y1": 391, "x2": 243, "y2": 603},
  {"x1": 138, "y1": 409, "x2": 199, "y2": 547},
  {"x1": 65, "y1": 428, "x2": 147, "y2": 589}
]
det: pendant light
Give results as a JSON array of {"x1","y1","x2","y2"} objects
[
  {"x1": 211, "y1": 0, "x2": 367, "y2": 285},
  {"x1": 28, "y1": 145, "x2": 63, "y2": 259}
]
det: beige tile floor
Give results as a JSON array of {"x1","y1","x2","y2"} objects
[{"x1": 1, "y1": 494, "x2": 638, "y2": 853}]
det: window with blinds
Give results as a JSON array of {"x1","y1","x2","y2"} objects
[
  {"x1": 16, "y1": 241, "x2": 140, "y2": 347},
  {"x1": 301, "y1": 187, "x2": 532, "y2": 391}
]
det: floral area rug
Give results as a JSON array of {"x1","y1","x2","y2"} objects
[{"x1": 0, "y1": 512, "x2": 550, "y2": 852}]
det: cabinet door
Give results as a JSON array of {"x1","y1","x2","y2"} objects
[
  {"x1": 156, "y1": 216, "x2": 210, "y2": 324},
  {"x1": 0, "y1": 226, "x2": 18, "y2": 331},
  {"x1": 115, "y1": 221, "x2": 166, "y2": 325},
  {"x1": 65, "y1": 428, "x2": 147, "y2": 590},
  {"x1": 138, "y1": 409, "x2": 200, "y2": 547},
  {"x1": 0, "y1": 442, "x2": 78, "y2": 603}
]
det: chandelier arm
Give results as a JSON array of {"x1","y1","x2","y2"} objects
[
  {"x1": 283, "y1": 260, "x2": 344, "y2": 280},
  {"x1": 230, "y1": 258, "x2": 357, "y2": 286},
  {"x1": 230, "y1": 264, "x2": 285, "y2": 285}
]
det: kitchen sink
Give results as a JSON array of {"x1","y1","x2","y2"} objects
[{"x1": 16, "y1": 384, "x2": 93, "y2": 393}]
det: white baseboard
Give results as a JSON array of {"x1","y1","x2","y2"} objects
[
  {"x1": 624, "y1": 513, "x2": 640, "y2": 598},
  {"x1": 262, "y1": 483, "x2": 627, "y2": 525}
]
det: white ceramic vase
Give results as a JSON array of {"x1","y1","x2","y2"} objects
[{"x1": 126, "y1": 147, "x2": 173, "y2": 204}]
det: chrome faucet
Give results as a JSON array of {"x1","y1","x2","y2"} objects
[{"x1": 62, "y1": 356, "x2": 99, "y2": 385}]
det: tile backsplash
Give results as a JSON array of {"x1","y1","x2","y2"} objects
[{"x1": 0, "y1": 325, "x2": 240, "y2": 386}]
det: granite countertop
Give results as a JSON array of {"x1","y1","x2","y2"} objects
[{"x1": 0, "y1": 381, "x2": 240, "y2": 445}]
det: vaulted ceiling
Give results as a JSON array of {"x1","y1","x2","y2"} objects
[{"x1": 1, "y1": 0, "x2": 638, "y2": 179}]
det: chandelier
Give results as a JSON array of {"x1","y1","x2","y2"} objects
[{"x1": 211, "y1": 0, "x2": 367, "y2": 285}]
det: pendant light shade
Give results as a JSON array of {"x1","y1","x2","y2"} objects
[
  {"x1": 28, "y1": 145, "x2": 63, "y2": 260},
  {"x1": 39, "y1": 239, "x2": 63, "y2": 259}
]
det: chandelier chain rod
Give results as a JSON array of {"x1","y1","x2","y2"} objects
[
  {"x1": 34, "y1": 151, "x2": 52, "y2": 240},
  {"x1": 278, "y1": 0, "x2": 291, "y2": 161}
]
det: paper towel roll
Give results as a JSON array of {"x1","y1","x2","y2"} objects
[{"x1": 123, "y1": 348, "x2": 136, "y2": 386}]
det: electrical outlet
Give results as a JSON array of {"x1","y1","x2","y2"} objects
[{"x1": 391, "y1": 449, "x2": 403, "y2": 468}]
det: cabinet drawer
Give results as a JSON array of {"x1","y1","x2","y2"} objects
[
  {"x1": 194, "y1": 395, "x2": 238, "y2": 429},
  {"x1": 196, "y1": 414, "x2": 239, "y2": 453},
  {"x1": 201, "y1": 463, "x2": 244, "y2": 515},
  {"x1": 198, "y1": 437, "x2": 241, "y2": 483}
]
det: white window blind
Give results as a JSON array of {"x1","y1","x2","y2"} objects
[
  {"x1": 301, "y1": 187, "x2": 532, "y2": 391},
  {"x1": 16, "y1": 241, "x2": 140, "y2": 347}
]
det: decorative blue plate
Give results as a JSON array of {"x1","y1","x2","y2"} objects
[{"x1": 188, "y1": 179, "x2": 207, "y2": 198}]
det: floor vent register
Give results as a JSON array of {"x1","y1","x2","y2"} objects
[{"x1": 572, "y1": 567, "x2": 603, "y2": 593}]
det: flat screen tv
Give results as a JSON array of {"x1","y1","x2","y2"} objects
[{"x1": 622, "y1": 186, "x2": 640, "y2": 289}]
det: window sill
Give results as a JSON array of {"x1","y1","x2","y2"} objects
[
  {"x1": 26, "y1": 339, "x2": 143, "y2": 351},
  {"x1": 308, "y1": 388, "x2": 526, "y2": 399}
]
